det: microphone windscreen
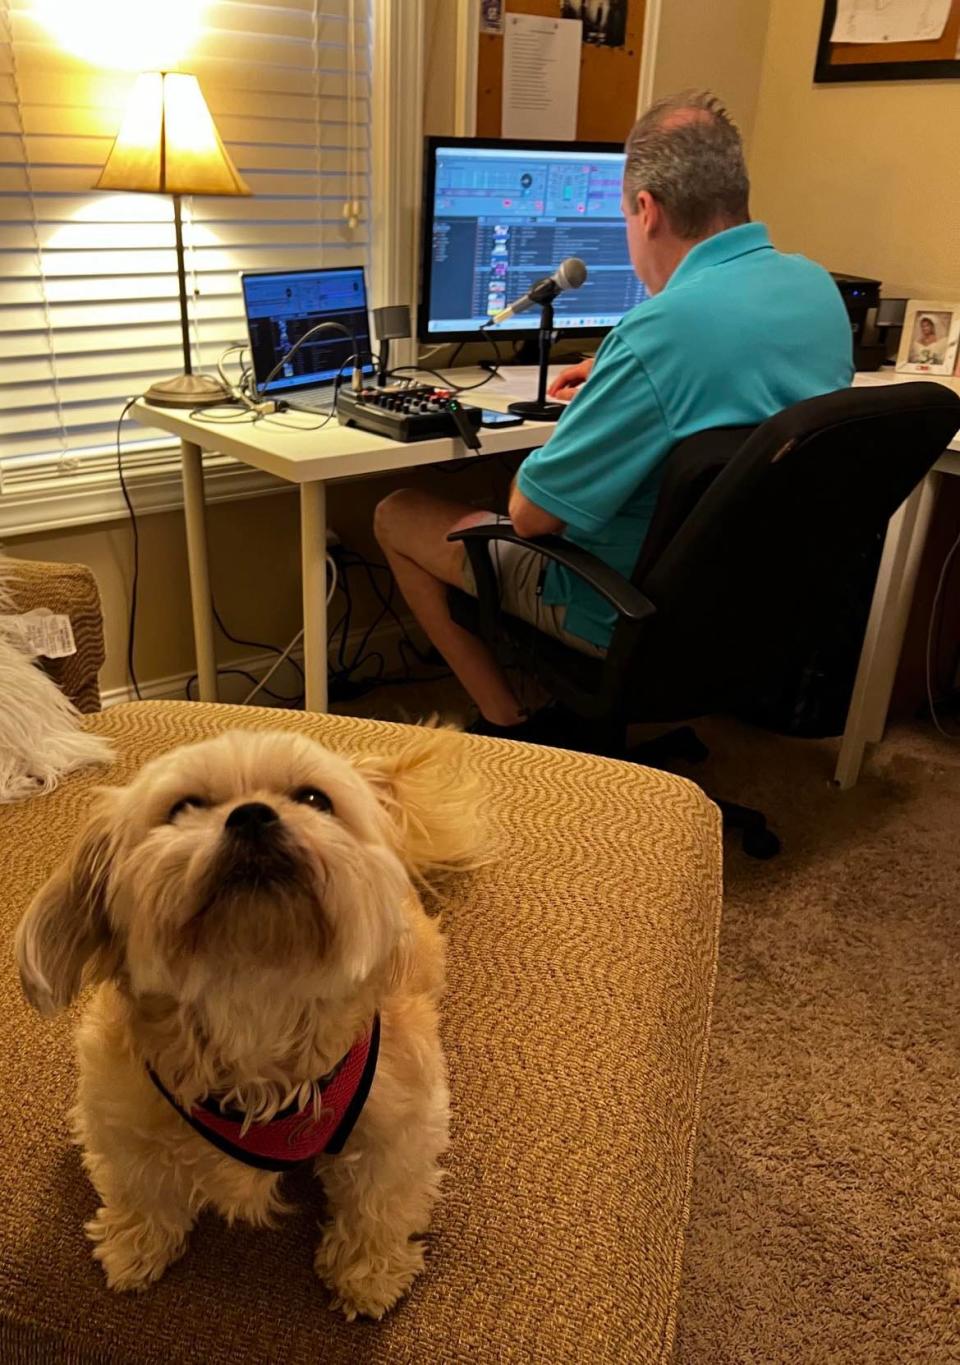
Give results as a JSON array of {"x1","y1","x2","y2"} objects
[{"x1": 557, "y1": 257, "x2": 587, "y2": 290}]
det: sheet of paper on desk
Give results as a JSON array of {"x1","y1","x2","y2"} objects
[
  {"x1": 502, "y1": 13, "x2": 581, "y2": 141},
  {"x1": 830, "y1": 0, "x2": 950, "y2": 44}
]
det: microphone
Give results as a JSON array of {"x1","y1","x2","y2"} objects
[{"x1": 490, "y1": 257, "x2": 587, "y2": 325}]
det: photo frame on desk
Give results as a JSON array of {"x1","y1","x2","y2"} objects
[
  {"x1": 815, "y1": 0, "x2": 960, "y2": 83},
  {"x1": 895, "y1": 300, "x2": 960, "y2": 377}
]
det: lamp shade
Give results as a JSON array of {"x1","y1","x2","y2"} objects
[{"x1": 95, "y1": 72, "x2": 250, "y2": 197}]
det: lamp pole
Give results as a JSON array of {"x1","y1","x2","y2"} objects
[{"x1": 172, "y1": 192, "x2": 193, "y2": 377}]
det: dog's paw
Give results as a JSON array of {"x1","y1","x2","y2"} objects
[
  {"x1": 86, "y1": 1207, "x2": 188, "y2": 1292},
  {"x1": 315, "y1": 1229, "x2": 426, "y2": 1320}
]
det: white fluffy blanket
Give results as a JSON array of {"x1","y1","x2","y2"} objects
[{"x1": 0, "y1": 559, "x2": 112, "y2": 803}]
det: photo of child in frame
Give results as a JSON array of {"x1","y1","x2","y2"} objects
[
  {"x1": 897, "y1": 300, "x2": 960, "y2": 377},
  {"x1": 908, "y1": 311, "x2": 951, "y2": 366}
]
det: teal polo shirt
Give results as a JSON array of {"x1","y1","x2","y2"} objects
[{"x1": 515, "y1": 222, "x2": 854, "y2": 648}]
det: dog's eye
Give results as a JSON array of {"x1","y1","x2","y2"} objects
[
  {"x1": 168, "y1": 796, "x2": 207, "y2": 822},
  {"x1": 292, "y1": 786, "x2": 333, "y2": 814}
]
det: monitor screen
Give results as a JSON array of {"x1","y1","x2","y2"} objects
[
  {"x1": 419, "y1": 137, "x2": 649, "y2": 342},
  {"x1": 242, "y1": 266, "x2": 374, "y2": 395}
]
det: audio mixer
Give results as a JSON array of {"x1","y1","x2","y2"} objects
[{"x1": 336, "y1": 386, "x2": 483, "y2": 447}]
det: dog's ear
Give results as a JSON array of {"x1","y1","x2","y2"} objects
[
  {"x1": 355, "y1": 724, "x2": 488, "y2": 882},
  {"x1": 15, "y1": 790, "x2": 122, "y2": 1016}
]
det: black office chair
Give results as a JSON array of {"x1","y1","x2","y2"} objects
[{"x1": 448, "y1": 383, "x2": 960, "y2": 858}]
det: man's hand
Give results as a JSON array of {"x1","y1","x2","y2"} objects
[{"x1": 547, "y1": 358, "x2": 594, "y2": 402}]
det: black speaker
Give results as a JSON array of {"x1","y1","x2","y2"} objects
[
  {"x1": 372, "y1": 305, "x2": 411, "y2": 385},
  {"x1": 373, "y1": 305, "x2": 412, "y2": 341}
]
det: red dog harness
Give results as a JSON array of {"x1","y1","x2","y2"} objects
[{"x1": 148, "y1": 1015, "x2": 380, "y2": 1172}]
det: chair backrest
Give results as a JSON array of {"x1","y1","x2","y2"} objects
[
  {"x1": 611, "y1": 382, "x2": 960, "y2": 714},
  {"x1": 631, "y1": 425, "x2": 756, "y2": 581}
]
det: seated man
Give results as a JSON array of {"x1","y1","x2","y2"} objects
[{"x1": 374, "y1": 89, "x2": 854, "y2": 739}]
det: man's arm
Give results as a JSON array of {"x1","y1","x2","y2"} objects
[
  {"x1": 508, "y1": 481, "x2": 565, "y2": 538},
  {"x1": 513, "y1": 332, "x2": 673, "y2": 537}
]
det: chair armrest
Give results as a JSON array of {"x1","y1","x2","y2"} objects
[{"x1": 448, "y1": 524, "x2": 656, "y2": 624}]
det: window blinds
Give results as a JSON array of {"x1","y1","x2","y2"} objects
[{"x1": 1, "y1": 0, "x2": 371, "y2": 466}]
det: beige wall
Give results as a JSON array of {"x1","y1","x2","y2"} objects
[
  {"x1": 750, "y1": 2, "x2": 960, "y2": 299},
  {"x1": 651, "y1": 0, "x2": 772, "y2": 150}
]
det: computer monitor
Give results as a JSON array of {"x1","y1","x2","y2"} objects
[
  {"x1": 241, "y1": 266, "x2": 374, "y2": 397},
  {"x1": 419, "y1": 136, "x2": 649, "y2": 343}
]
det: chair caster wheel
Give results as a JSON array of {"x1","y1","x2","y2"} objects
[{"x1": 742, "y1": 827, "x2": 780, "y2": 859}]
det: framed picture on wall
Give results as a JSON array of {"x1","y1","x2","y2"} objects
[
  {"x1": 815, "y1": 0, "x2": 960, "y2": 83},
  {"x1": 896, "y1": 301, "x2": 960, "y2": 376}
]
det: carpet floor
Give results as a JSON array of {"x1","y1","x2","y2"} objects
[{"x1": 343, "y1": 682, "x2": 960, "y2": 1363}]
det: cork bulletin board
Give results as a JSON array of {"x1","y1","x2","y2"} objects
[
  {"x1": 477, "y1": 0, "x2": 646, "y2": 142},
  {"x1": 815, "y1": 0, "x2": 960, "y2": 81}
]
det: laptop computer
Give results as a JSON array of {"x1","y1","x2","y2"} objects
[{"x1": 241, "y1": 265, "x2": 375, "y2": 412}]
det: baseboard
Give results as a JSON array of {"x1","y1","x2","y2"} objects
[{"x1": 101, "y1": 618, "x2": 417, "y2": 709}]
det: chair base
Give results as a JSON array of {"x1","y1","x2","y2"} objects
[
  {"x1": 624, "y1": 725, "x2": 780, "y2": 859},
  {"x1": 714, "y1": 800, "x2": 781, "y2": 859},
  {"x1": 539, "y1": 716, "x2": 780, "y2": 860}
]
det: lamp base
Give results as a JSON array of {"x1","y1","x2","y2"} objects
[
  {"x1": 144, "y1": 373, "x2": 232, "y2": 409},
  {"x1": 507, "y1": 399, "x2": 565, "y2": 423}
]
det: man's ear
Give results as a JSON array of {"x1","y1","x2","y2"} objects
[
  {"x1": 635, "y1": 189, "x2": 659, "y2": 235},
  {"x1": 355, "y1": 724, "x2": 489, "y2": 883},
  {"x1": 14, "y1": 790, "x2": 123, "y2": 1016}
]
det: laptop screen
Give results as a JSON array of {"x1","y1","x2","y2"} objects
[{"x1": 242, "y1": 266, "x2": 374, "y2": 396}]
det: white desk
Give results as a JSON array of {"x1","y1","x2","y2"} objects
[
  {"x1": 836, "y1": 373, "x2": 960, "y2": 787},
  {"x1": 132, "y1": 369, "x2": 558, "y2": 710},
  {"x1": 135, "y1": 369, "x2": 959, "y2": 785}
]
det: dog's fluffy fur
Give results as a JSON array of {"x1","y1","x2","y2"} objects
[
  {"x1": 16, "y1": 726, "x2": 482, "y2": 1319},
  {"x1": 0, "y1": 558, "x2": 111, "y2": 803}
]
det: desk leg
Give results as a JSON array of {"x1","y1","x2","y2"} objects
[
  {"x1": 834, "y1": 472, "x2": 938, "y2": 789},
  {"x1": 180, "y1": 438, "x2": 219, "y2": 702},
  {"x1": 300, "y1": 480, "x2": 328, "y2": 712}
]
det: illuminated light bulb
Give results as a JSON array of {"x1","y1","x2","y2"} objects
[{"x1": 32, "y1": 0, "x2": 204, "y2": 72}]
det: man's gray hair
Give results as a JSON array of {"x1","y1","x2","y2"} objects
[{"x1": 623, "y1": 90, "x2": 750, "y2": 238}]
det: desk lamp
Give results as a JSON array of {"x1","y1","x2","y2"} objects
[{"x1": 95, "y1": 71, "x2": 250, "y2": 407}]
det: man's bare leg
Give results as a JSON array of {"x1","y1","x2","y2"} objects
[{"x1": 373, "y1": 489, "x2": 525, "y2": 726}]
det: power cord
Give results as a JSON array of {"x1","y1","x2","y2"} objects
[
  {"x1": 240, "y1": 554, "x2": 338, "y2": 706},
  {"x1": 115, "y1": 393, "x2": 312, "y2": 706},
  {"x1": 189, "y1": 349, "x2": 381, "y2": 434},
  {"x1": 325, "y1": 547, "x2": 451, "y2": 701},
  {"x1": 117, "y1": 347, "x2": 458, "y2": 709},
  {"x1": 391, "y1": 325, "x2": 504, "y2": 392}
]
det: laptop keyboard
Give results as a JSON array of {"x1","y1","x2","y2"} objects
[{"x1": 276, "y1": 387, "x2": 334, "y2": 414}]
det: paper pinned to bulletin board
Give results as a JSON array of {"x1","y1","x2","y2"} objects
[
  {"x1": 477, "y1": 0, "x2": 646, "y2": 141},
  {"x1": 830, "y1": 0, "x2": 951, "y2": 44},
  {"x1": 502, "y1": 12, "x2": 581, "y2": 139},
  {"x1": 815, "y1": 0, "x2": 960, "y2": 80}
]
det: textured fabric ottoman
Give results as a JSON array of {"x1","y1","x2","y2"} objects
[
  {"x1": 3, "y1": 557, "x2": 106, "y2": 713},
  {"x1": 0, "y1": 701, "x2": 721, "y2": 1364}
]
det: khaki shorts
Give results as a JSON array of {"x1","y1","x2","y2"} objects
[{"x1": 458, "y1": 515, "x2": 607, "y2": 659}]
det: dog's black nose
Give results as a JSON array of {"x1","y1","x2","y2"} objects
[{"x1": 225, "y1": 802, "x2": 279, "y2": 836}]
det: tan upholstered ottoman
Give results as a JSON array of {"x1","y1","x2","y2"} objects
[
  {"x1": 3, "y1": 557, "x2": 106, "y2": 714},
  {"x1": 0, "y1": 701, "x2": 721, "y2": 1364}
]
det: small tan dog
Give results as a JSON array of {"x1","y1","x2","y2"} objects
[{"x1": 15, "y1": 726, "x2": 480, "y2": 1320}]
